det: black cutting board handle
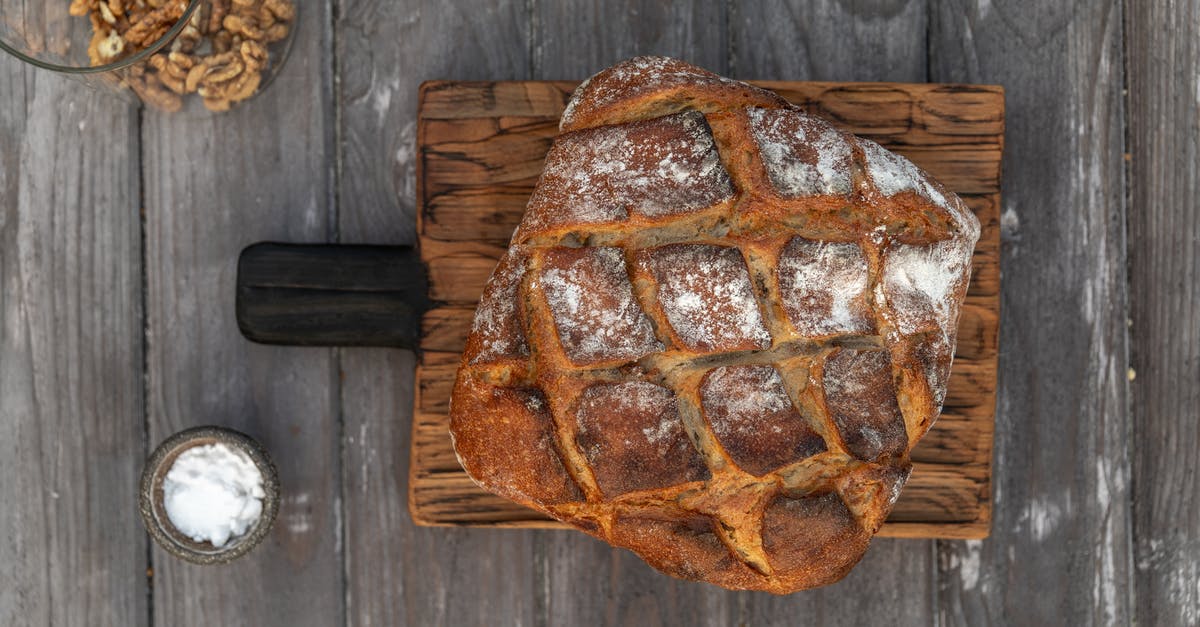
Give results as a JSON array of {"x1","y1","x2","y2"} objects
[{"x1": 236, "y1": 243, "x2": 431, "y2": 348}]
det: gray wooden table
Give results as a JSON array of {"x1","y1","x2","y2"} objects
[{"x1": 1, "y1": 1, "x2": 1195, "y2": 625}]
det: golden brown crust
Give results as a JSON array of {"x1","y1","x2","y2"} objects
[
  {"x1": 448, "y1": 376, "x2": 582, "y2": 506},
  {"x1": 559, "y1": 57, "x2": 790, "y2": 133},
  {"x1": 448, "y1": 56, "x2": 980, "y2": 594}
]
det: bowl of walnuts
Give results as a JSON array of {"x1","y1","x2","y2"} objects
[{"x1": 0, "y1": 0, "x2": 297, "y2": 112}]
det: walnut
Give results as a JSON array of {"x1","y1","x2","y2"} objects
[
  {"x1": 256, "y1": 7, "x2": 277, "y2": 29},
  {"x1": 124, "y1": 1, "x2": 185, "y2": 47},
  {"x1": 98, "y1": 33, "x2": 125, "y2": 59},
  {"x1": 222, "y1": 14, "x2": 263, "y2": 40},
  {"x1": 158, "y1": 71, "x2": 187, "y2": 95},
  {"x1": 98, "y1": 2, "x2": 117, "y2": 24},
  {"x1": 86, "y1": 30, "x2": 111, "y2": 65},
  {"x1": 207, "y1": 0, "x2": 230, "y2": 35},
  {"x1": 69, "y1": 0, "x2": 96, "y2": 17},
  {"x1": 71, "y1": 0, "x2": 294, "y2": 112},
  {"x1": 199, "y1": 68, "x2": 260, "y2": 103},
  {"x1": 212, "y1": 29, "x2": 234, "y2": 54},
  {"x1": 184, "y1": 51, "x2": 234, "y2": 92},
  {"x1": 167, "y1": 51, "x2": 197, "y2": 70},
  {"x1": 131, "y1": 74, "x2": 183, "y2": 112},
  {"x1": 240, "y1": 40, "x2": 267, "y2": 72},
  {"x1": 263, "y1": 0, "x2": 295, "y2": 21},
  {"x1": 169, "y1": 24, "x2": 200, "y2": 54},
  {"x1": 264, "y1": 23, "x2": 288, "y2": 44},
  {"x1": 204, "y1": 55, "x2": 245, "y2": 84}
]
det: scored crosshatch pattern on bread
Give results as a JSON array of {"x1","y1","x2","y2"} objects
[
  {"x1": 413, "y1": 85, "x2": 1001, "y2": 532},
  {"x1": 445, "y1": 57, "x2": 984, "y2": 593}
]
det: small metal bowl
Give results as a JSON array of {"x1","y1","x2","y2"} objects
[{"x1": 139, "y1": 426, "x2": 280, "y2": 565}]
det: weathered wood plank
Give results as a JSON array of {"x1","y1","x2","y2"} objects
[
  {"x1": 343, "y1": 350, "x2": 541, "y2": 625},
  {"x1": 731, "y1": 0, "x2": 929, "y2": 83},
  {"x1": 1126, "y1": 1, "x2": 1200, "y2": 624},
  {"x1": 0, "y1": 60, "x2": 147, "y2": 627},
  {"x1": 339, "y1": 3, "x2": 533, "y2": 247},
  {"x1": 533, "y1": 1, "x2": 728, "y2": 78},
  {"x1": 141, "y1": 4, "x2": 343, "y2": 625},
  {"x1": 336, "y1": 1, "x2": 537, "y2": 625},
  {"x1": 730, "y1": 2, "x2": 938, "y2": 624},
  {"x1": 930, "y1": 1, "x2": 1133, "y2": 624}
]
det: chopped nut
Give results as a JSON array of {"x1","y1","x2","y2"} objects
[
  {"x1": 149, "y1": 53, "x2": 190, "y2": 81},
  {"x1": 167, "y1": 51, "x2": 196, "y2": 70},
  {"x1": 263, "y1": 0, "x2": 295, "y2": 22},
  {"x1": 212, "y1": 29, "x2": 234, "y2": 53},
  {"x1": 147, "y1": 53, "x2": 168, "y2": 73},
  {"x1": 98, "y1": 2, "x2": 117, "y2": 24},
  {"x1": 240, "y1": 40, "x2": 267, "y2": 72},
  {"x1": 132, "y1": 75, "x2": 183, "y2": 112},
  {"x1": 207, "y1": 0, "x2": 229, "y2": 35},
  {"x1": 199, "y1": 67, "x2": 260, "y2": 103},
  {"x1": 170, "y1": 24, "x2": 200, "y2": 53},
  {"x1": 226, "y1": 69, "x2": 261, "y2": 100},
  {"x1": 159, "y1": 71, "x2": 187, "y2": 94},
  {"x1": 86, "y1": 29, "x2": 109, "y2": 65},
  {"x1": 99, "y1": 33, "x2": 125, "y2": 58},
  {"x1": 256, "y1": 7, "x2": 277, "y2": 29},
  {"x1": 184, "y1": 62, "x2": 208, "y2": 93},
  {"x1": 88, "y1": 11, "x2": 107, "y2": 33},
  {"x1": 264, "y1": 23, "x2": 288, "y2": 43},
  {"x1": 222, "y1": 14, "x2": 263, "y2": 40},
  {"x1": 184, "y1": 50, "x2": 234, "y2": 91},
  {"x1": 124, "y1": 0, "x2": 185, "y2": 47},
  {"x1": 69, "y1": 0, "x2": 95, "y2": 17},
  {"x1": 205, "y1": 56, "x2": 245, "y2": 84}
]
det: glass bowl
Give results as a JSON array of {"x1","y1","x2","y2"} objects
[{"x1": 0, "y1": 0, "x2": 298, "y2": 113}]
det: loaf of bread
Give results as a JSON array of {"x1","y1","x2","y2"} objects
[{"x1": 449, "y1": 57, "x2": 980, "y2": 593}]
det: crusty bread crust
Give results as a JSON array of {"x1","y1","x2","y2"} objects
[{"x1": 449, "y1": 56, "x2": 979, "y2": 593}]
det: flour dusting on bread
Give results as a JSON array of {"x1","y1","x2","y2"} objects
[
  {"x1": 749, "y1": 107, "x2": 854, "y2": 197},
  {"x1": 778, "y1": 238, "x2": 875, "y2": 337},
  {"x1": 642, "y1": 244, "x2": 771, "y2": 352},
  {"x1": 537, "y1": 247, "x2": 662, "y2": 364},
  {"x1": 882, "y1": 238, "x2": 972, "y2": 336},
  {"x1": 524, "y1": 111, "x2": 734, "y2": 235}
]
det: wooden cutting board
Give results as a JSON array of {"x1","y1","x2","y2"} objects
[{"x1": 410, "y1": 80, "x2": 1002, "y2": 539}]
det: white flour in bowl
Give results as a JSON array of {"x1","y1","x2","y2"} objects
[{"x1": 163, "y1": 443, "x2": 265, "y2": 548}]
